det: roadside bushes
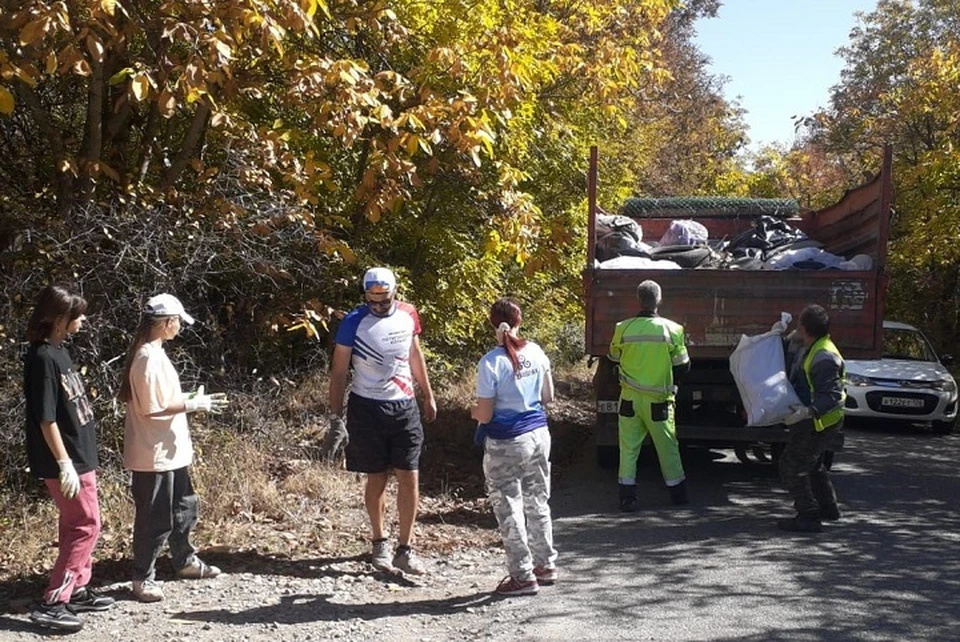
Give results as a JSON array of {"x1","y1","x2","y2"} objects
[{"x1": 0, "y1": 194, "x2": 349, "y2": 491}]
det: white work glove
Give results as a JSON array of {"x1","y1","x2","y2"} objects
[
  {"x1": 184, "y1": 385, "x2": 229, "y2": 414},
  {"x1": 57, "y1": 459, "x2": 80, "y2": 499},
  {"x1": 783, "y1": 405, "x2": 814, "y2": 426},
  {"x1": 322, "y1": 414, "x2": 349, "y2": 461}
]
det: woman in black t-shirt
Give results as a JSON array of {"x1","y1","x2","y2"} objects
[{"x1": 22, "y1": 286, "x2": 114, "y2": 632}]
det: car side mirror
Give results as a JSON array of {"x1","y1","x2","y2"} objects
[{"x1": 941, "y1": 354, "x2": 955, "y2": 366}]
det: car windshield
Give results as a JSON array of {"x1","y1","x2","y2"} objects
[{"x1": 882, "y1": 328, "x2": 938, "y2": 362}]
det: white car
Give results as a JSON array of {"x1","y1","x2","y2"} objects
[{"x1": 844, "y1": 321, "x2": 957, "y2": 434}]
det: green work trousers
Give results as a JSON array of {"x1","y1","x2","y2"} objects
[{"x1": 617, "y1": 389, "x2": 685, "y2": 486}]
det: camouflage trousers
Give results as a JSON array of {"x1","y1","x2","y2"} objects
[
  {"x1": 483, "y1": 426, "x2": 558, "y2": 582},
  {"x1": 779, "y1": 418, "x2": 840, "y2": 514}
]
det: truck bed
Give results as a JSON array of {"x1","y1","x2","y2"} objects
[
  {"x1": 583, "y1": 145, "x2": 892, "y2": 456},
  {"x1": 584, "y1": 146, "x2": 892, "y2": 360}
]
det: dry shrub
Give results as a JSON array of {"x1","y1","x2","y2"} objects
[
  {"x1": 0, "y1": 337, "x2": 593, "y2": 582},
  {"x1": 0, "y1": 471, "x2": 133, "y2": 591}
]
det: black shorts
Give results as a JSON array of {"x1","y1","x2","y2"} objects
[{"x1": 345, "y1": 393, "x2": 423, "y2": 473}]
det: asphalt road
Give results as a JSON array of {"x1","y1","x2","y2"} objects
[{"x1": 494, "y1": 421, "x2": 960, "y2": 641}]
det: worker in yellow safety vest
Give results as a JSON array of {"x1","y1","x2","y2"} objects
[
  {"x1": 608, "y1": 280, "x2": 691, "y2": 512},
  {"x1": 778, "y1": 304, "x2": 845, "y2": 533}
]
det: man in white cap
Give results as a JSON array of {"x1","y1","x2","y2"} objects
[{"x1": 327, "y1": 267, "x2": 437, "y2": 575}]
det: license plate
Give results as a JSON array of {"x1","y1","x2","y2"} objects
[
  {"x1": 880, "y1": 397, "x2": 925, "y2": 408},
  {"x1": 597, "y1": 400, "x2": 619, "y2": 414}
]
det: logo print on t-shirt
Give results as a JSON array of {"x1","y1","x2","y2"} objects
[
  {"x1": 515, "y1": 354, "x2": 539, "y2": 380},
  {"x1": 61, "y1": 370, "x2": 94, "y2": 426}
]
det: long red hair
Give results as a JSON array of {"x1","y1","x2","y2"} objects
[{"x1": 490, "y1": 297, "x2": 527, "y2": 372}]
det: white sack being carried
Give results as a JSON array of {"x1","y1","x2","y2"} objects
[{"x1": 729, "y1": 313, "x2": 802, "y2": 426}]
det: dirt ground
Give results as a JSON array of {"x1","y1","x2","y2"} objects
[
  {"x1": 0, "y1": 374, "x2": 596, "y2": 640},
  {"x1": 1, "y1": 532, "x2": 526, "y2": 641}
]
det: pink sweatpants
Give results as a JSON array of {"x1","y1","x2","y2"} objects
[{"x1": 43, "y1": 471, "x2": 101, "y2": 604}]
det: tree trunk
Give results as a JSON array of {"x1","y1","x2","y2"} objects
[
  {"x1": 15, "y1": 83, "x2": 74, "y2": 217},
  {"x1": 78, "y1": 58, "x2": 105, "y2": 207},
  {"x1": 160, "y1": 101, "x2": 211, "y2": 191}
]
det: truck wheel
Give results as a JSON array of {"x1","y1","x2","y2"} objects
[
  {"x1": 596, "y1": 445, "x2": 619, "y2": 470},
  {"x1": 734, "y1": 445, "x2": 751, "y2": 464},
  {"x1": 752, "y1": 446, "x2": 771, "y2": 463},
  {"x1": 932, "y1": 419, "x2": 955, "y2": 435},
  {"x1": 735, "y1": 445, "x2": 773, "y2": 465},
  {"x1": 771, "y1": 443, "x2": 786, "y2": 469}
]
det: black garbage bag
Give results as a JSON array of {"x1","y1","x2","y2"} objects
[
  {"x1": 649, "y1": 245, "x2": 716, "y2": 268},
  {"x1": 597, "y1": 214, "x2": 641, "y2": 243},
  {"x1": 729, "y1": 256, "x2": 764, "y2": 270},
  {"x1": 726, "y1": 216, "x2": 806, "y2": 254},
  {"x1": 597, "y1": 231, "x2": 648, "y2": 262},
  {"x1": 731, "y1": 247, "x2": 764, "y2": 260}
]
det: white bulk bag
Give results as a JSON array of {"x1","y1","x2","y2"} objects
[{"x1": 729, "y1": 313, "x2": 802, "y2": 426}]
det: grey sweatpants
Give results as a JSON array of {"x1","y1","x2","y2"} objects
[
  {"x1": 131, "y1": 467, "x2": 198, "y2": 581},
  {"x1": 483, "y1": 427, "x2": 558, "y2": 582}
]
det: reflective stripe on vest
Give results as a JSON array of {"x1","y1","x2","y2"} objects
[
  {"x1": 615, "y1": 317, "x2": 677, "y2": 398},
  {"x1": 622, "y1": 333, "x2": 669, "y2": 344},
  {"x1": 803, "y1": 335, "x2": 846, "y2": 432},
  {"x1": 619, "y1": 370, "x2": 677, "y2": 396}
]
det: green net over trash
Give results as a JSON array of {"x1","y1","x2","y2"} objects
[{"x1": 620, "y1": 197, "x2": 800, "y2": 219}]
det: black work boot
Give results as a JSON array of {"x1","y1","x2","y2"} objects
[
  {"x1": 819, "y1": 503, "x2": 841, "y2": 521},
  {"x1": 618, "y1": 484, "x2": 638, "y2": 513},
  {"x1": 668, "y1": 480, "x2": 689, "y2": 506},
  {"x1": 777, "y1": 510, "x2": 823, "y2": 533}
]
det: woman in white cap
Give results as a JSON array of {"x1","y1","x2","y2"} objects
[{"x1": 117, "y1": 293, "x2": 227, "y2": 602}]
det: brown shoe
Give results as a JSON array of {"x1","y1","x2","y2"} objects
[
  {"x1": 533, "y1": 566, "x2": 558, "y2": 585},
  {"x1": 495, "y1": 576, "x2": 539, "y2": 596}
]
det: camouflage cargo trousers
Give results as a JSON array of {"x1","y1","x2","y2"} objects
[
  {"x1": 483, "y1": 426, "x2": 558, "y2": 582},
  {"x1": 779, "y1": 418, "x2": 841, "y2": 514}
]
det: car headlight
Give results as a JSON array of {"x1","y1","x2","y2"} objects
[
  {"x1": 845, "y1": 373, "x2": 874, "y2": 387},
  {"x1": 929, "y1": 379, "x2": 958, "y2": 392}
]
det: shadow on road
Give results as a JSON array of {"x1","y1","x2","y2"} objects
[
  {"x1": 526, "y1": 425, "x2": 960, "y2": 640},
  {"x1": 0, "y1": 551, "x2": 399, "y2": 615},
  {"x1": 169, "y1": 590, "x2": 497, "y2": 626}
]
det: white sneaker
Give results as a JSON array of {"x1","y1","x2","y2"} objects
[
  {"x1": 177, "y1": 558, "x2": 221, "y2": 580},
  {"x1": 371, "y1": 539, "x2": 392, "y2": 571},
  {"x1": 132, "y1": 580, "x2": 164, "y2": 603}
]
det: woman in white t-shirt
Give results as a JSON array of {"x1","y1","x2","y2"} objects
[
  {"x1": 471, "y1": 297, "x2": 558, "y2": 597},
  {"x1": 117, "y1": 294, "x2": 227, "y2": 603}
]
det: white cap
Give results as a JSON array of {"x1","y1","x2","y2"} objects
[
  {"x1": 144, "y1": 293, "x2": 195, "y2": 325},
  {"x1": 363, "y1": 267, "x2": 396, "y2": 294}
]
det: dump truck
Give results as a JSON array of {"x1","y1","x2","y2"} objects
[{"x1": 584, "y1": 145, "x2": 893, "y2": 467}]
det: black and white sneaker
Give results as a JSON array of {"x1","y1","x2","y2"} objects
[
  {"x1": 30, "y1": 601, "x2": 83, "y2": 631},
  {"x1": 69, "y1": 586, "x2": 115, "y2": 612}
]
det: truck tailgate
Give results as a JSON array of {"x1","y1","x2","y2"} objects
[{"x1": 585, "y1": 268, "x2": 884, "y2": 359}]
